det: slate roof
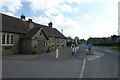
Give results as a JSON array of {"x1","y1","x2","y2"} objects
[
  {"x1": 22, "y1": 27, "x2": 49, "y2": 40},
  {"x1": 1, "y1": 13, "x2": 66, "y2": 39},
  {"x1": 1, "y1": 13, "x2": 28, "y2": 34},
  {"x1": 34, "y1": 23, "x2": 67, "y2": 39}
]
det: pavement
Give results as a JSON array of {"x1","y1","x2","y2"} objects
[{"x1": 2, "y1": 47, "x2": 86, "y2": 78}]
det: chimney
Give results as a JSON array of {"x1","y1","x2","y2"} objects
[
  {"x1": 48, "y1": 22, "x2": 53, "y2": 28},
  {"x1": 21, "y1": 13, "x2": 25, "y2": 21},
  {"x1": 28, "y1": 19, "x2": 34, "y2": 29}
]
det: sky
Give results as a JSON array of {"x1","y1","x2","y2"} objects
[{"x1": 0, "y1": 0, "x2": 119, "y2": 40}]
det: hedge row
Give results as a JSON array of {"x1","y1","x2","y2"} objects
[{"x1": 92, "y1": 42, "x2": 120, "y2": 46}]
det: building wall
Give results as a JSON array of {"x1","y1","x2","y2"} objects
[
  {"x1": 0, "y1": 31, "x2": 67, "y2": 55},
  {"x1": 21, "y1": 39, "x2": 32, "y2": 54},
  {"x1": 34, "y1": 30, "x2": 47, "y2": 53},
  {"x1": 46, "y1": 37, "x2": 66, "y2": 51},
  {"x1": 31, "y1": 39, "x2": 37, "y2": 54},
  {"x1": 21, "y1": 30, "x2": 48, "y2": 54},
  {"x1": 0, "y1": 32, "x2": 21, "y2": 55}
]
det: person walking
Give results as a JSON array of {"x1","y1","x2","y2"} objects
[{"x1": 87, "y1": 43, "x2": 93, "y2": 53}]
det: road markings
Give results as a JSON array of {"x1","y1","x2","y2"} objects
[
  {"x1": 88, "y1": 56, "x2": 100, "y2": 60},
  {"x1": 99, "y1": 52, "x2": 104, "y2": 56},
  {"x1": 87, "y1": 52, "x2": 104, "y2": 61},
  {"x1": 79, "y1": 51, "x2": 104, "y2": 78},
  {"x1": 79, "y1": 58, "x2": 86, "y2": 78},
  {"x1": 105, "y1": 50, "x2": 113, "y2": 52}
]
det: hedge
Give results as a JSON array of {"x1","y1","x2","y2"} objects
[{"x1": 92, "y1": 42, "x2": 120, "y2": 46}]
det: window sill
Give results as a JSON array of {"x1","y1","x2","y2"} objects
[
  {"x1": 1, "y1": 44, "x2": 14, "y2": 47},
  {"x1": 3, "y1": 46, "x2": 13, "y2": 49}
]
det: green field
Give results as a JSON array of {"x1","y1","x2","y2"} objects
[
  {"x1": 92, "y1": 42, "x2": 120, "y2": 51},
  {"x1": 109, "y1": 46, "x2": 120, "y2": 51},
  {"x1": 95, "y1": 46, "x2": 120, "y2": 51}
]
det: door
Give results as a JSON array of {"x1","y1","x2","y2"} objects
[{"x1": 37, "y1": 40, "x2": 44, "y2": 53}]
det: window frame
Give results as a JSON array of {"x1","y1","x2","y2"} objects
[{"x1": 1, "y1": 33, "x2": 14, "y2": 46}]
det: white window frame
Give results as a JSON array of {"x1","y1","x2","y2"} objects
[{"x1": 1, "y1": 34, "x2": 14, "y2": 46}]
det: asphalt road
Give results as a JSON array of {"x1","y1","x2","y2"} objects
[
  {"x1": 2, "y1": 48, "x2": 85, "y2": 78},
  {"x1": 82, "y1": 46, "x2": 119, "y2": 78},
  {"x1": 1, "y1": 45, "x2": 119, "y2": 79}
]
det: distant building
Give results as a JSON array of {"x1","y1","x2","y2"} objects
[{"x1": 79, "y1": 39, "x2": 86, "y2": 44}]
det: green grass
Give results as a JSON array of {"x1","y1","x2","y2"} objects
[
  {"x1": 94, "y1": 45, "x2": 120, "y2": 51},
  {"x1": 110, "y1": 46, "x2": 120, "y2": 51},
  {"x1": 92, "y1": 42, "x2": 120, "y2": 51}
]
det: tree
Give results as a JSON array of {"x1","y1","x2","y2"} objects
[
  {"x1": 74, "y1": 36, "x2": 80, "y2": 46},
  {"x1": 111, "y1": 35, "x2": 117, "y2": 42}
]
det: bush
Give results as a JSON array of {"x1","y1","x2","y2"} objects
[{"x1": 93, "y1": 42, "x2": 120, "y2": 46}]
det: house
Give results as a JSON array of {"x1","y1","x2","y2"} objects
[
  {"x1": 67, "y1": 36, "x2": 73, "y2": 42},
  {"x1": 79, "y1": 39, "x2": 86, "y2": 44},
  {"x1": 0, "y1": 13, "x2": 67, "y2": 55},
  {"x1": 66, "y1": 36, "x2": 74, "y2": 46}
]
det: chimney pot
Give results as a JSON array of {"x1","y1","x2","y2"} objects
[
  {"x1": 48, "y1": 22, "x2": 53, "y2": 28},
  {"x1": 28, "y1": 19, "x2": 33, "y2": 22},
  {"x1": 21, "y1": 13, "x2": 25, "y2": 21}
]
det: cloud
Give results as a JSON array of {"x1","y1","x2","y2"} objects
[
  {"x1": 32, "y1": 16, "x2": 51, "y2": 25},
  {"x1": 28, "y1": 0, "x2": 83, "y2": 38},
  {"x1": 1, "y1": 12, "x2": 16, "y2": 17},
  {"x1": 0, "y1": 0, "x2": 23, "y2": 13},
  {"x1": 84, "y1": 14, "x2": 91, "y2": 20},
  {"x1": 73, "y1": 7, "x2": 79, "y2": 13},
  {"x1": 29, "y1": 0, "x2": 80, "y2": 14},
  {"x1": 57, "y1": 18, "x2": 82, "y2": 38},
  {"x1": 59, "y1": 4, "x2": 72, "y2": 13},
  {"x1": 32, "y1": 12, "x2": 82, "y2": 38}
]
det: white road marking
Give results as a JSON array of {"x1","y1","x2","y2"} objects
[
  {"x1": 88, "y1": 52, "x2": 104, "y2": 60},
  {"x1": 79, "y1": 51, "x2": 104, "y2": 78},
  {"x1": 85, "y1": 49, "x2": 88, "y2": 51},
  {"x1": 79, "y1": 58, "x2": 86, "y2": 78},
  {"x1": 99, "y1": 52, "x2": 104, "y2": 56},
  {"x1": 88, "y1": 56, "x2": 100, "y2": 60},
  {"x1": 105, "y1": 50, "x2": 113, "y2": 52}
]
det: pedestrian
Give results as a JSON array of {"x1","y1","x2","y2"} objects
[{"x1": 87, "y1": 43, "x2": 93, "y2": 53}]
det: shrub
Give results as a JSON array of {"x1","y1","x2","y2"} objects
[{"x1": 93, "y1": 42, "x2": 119, "y2": 46}]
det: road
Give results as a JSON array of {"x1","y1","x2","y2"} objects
[
  {"x1": 2, "y1": 48, "x2": 85, "y2": 78},
  {"x1": 81, "y1": 45, "x2": 119, "y2": 78},
  {"x1": 1, "y1": 45, "x2": 119, "y2": 79}
]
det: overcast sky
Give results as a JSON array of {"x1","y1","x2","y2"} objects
[{"x1": 0, "y1": 0, "x2": 119, "y2": 40}]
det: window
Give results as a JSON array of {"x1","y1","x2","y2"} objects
[
  {"x1": 1, "y1": 34, "x2": 14, "y2": 46},
  {"x1": 44, "y1": 41, "x2": 47, "y2": 47},
  {"x1": 40, "y1": 32, "x2": 42, "y2": 35},
  {"x1": 2, "y1": 34, "x2": 5, "y2": 44}
]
